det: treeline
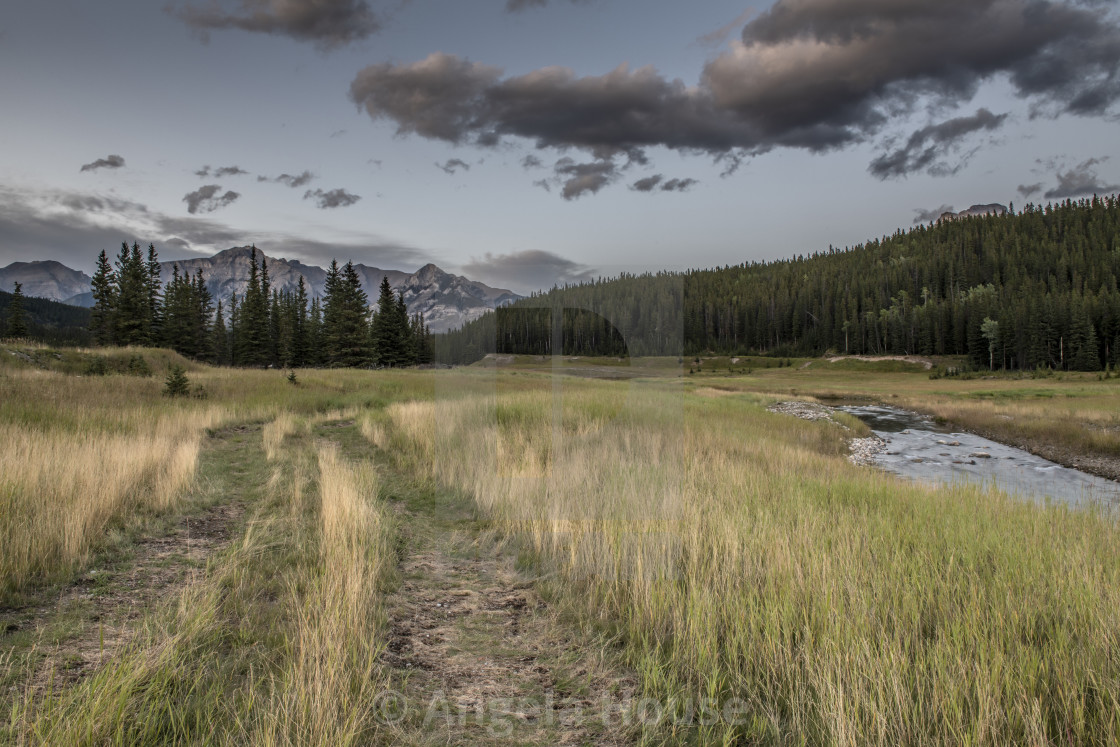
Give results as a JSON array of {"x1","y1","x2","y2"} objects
[
  {"x1": 439, "y1": 195, "x2": 1120, "y2": 371},
  {"x1": 90, "y1": 243, "x2": 433, "y2": 368},
  {"x1": 1, "y1": 283, "x2": 92, "y2": 346}
]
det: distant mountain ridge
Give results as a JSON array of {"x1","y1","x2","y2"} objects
[{"x1": 0, "y1": 247, "x2": 521, "y2": 332}]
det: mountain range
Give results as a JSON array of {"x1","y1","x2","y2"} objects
[{"x1": 0, "y1": 247, "x2": 521, "y2": 332}]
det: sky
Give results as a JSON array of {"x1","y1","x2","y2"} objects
[{"x1": 1, "y1": 0, "x2": 1119, "y2": 295}]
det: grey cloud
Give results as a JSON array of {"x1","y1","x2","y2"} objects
[
  {"x1": 631, "y1": 175, "x2": 663, "y2": 192},
  {"x1": 80, "y1": 154, "x2": 125, "y2": 172},
  {"x1": 183, "y1": 185, "x2": 241, "y2": 214},
  {"x1": 632, "y1": 175, "x2": 698, "y2": 193},
  {"x1": 697, "y1": 7, "x2": 756, "y2": 48},
  {"x1": 1017, "y1": 182, "x2": 1044, "y2": 198},
  {"x1": 505, "y1": 0, "x2": 591, "y2": 12},
  {"x1": 350, "y1": 2, "x2": 1120, "y2": 197},
  {"x1": 660, "y1": 177, "x2": 697, "y2": 192},
  {"x1": 913, "y1": 204, "x2": 955, "y2": 224},
  {"x1": 0, "y1": 185, "x2": 430, "y2": 273},
  {"x1": 171, "y1": 0, "x2": 381, "y2": 50},
  {"x1": 521, "y1": 154, "x2": 544, "y2": 169},
  {"x1": 1044, "y1": 157, "x2": 1120, "y2": 198},
  {"x1": 868, "y1": 108, "x2": 1007, "y2": 179},
  {"x1": 461, "y1": 249, "x2": 595, "y2": 294},
  {"x1": 196, "y1": 164, "x2": 248, "y2": 178},
  {"x1": 437, "y1": 158, "x2": 470, "y2": 175},
  {"x1": 553, "y1": 157, "x2": 618, "y2": 200},
  {"x1": 258, "y1": 170, "x2": 315, "y2": 188},
  {"x1": 303, "y1": 188, "x2": 361, "y2": 208}
]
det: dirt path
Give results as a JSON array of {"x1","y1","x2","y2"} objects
[
  {"x1": 376, "y1": 499, "x2": 637, "y2": 745},
  {"x1": 0, "y1": 425, "x2": 253, "y2": 694}
]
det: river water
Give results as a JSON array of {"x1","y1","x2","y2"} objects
[{"x1": 838, "y1": 404, "x2": 1120, "y2": 509}]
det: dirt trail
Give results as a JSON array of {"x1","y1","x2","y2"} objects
[
  {"x1": 379, "y1": 524, "x2": 637, "y2": 745},
  {"x1": 0, "y1": 426, "x2": 251, "y2": 693}
]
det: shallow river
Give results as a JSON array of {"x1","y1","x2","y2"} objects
[{"x1": 838, "y1": 405, "x2": 1120, "y2": 509}]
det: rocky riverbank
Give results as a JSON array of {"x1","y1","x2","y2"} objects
[{"x1": 767, "y1": 400, "x2": 886, "y2": 467}]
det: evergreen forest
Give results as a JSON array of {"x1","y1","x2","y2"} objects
[{"x1": 438, "y1": 196, "x2": 1120, "y2": 371}]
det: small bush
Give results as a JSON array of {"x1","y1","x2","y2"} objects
[
  {"x1": 163, "y1": 365, "x2": 190, "y2": 397},
  {"x1": 83, "y1": 356, "x2": 109, "y2": 376},
  {"x1": 126, "y1": 355, "x2": 152, "y2": 377}
]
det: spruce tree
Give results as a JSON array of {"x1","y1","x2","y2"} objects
[
  {"x1": 324, "y1": 261, "x2": 371, "y2": 367},
  {"x1": 4, "y1": 282, "x2": 28, "y2": 338},
  {"x1": 146, "y1": 243, "x2": 162, "y2": 343},
  {"x1": 114, "y1": 242, "x2": 151, "y2": 346},
  {"x1": 237, "y1": 247, "x2": 269, "y2": 366},
  {"x1": 212, "y1": 300, "x2": 229, "y2": 365},
  {"x1": 90, "y1": 249, "x2": 117, "y2": 345},
  {"x1": 371, "y1": 276, "x2": 404, "y2": 367}
]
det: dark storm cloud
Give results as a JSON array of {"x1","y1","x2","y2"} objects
[
  {"x1": 461, "y1": 249, "x2": 595, "y2": 294},
  {"x1": 868, "y1": 109, "x2": 1007, "y2": 179},
  {"x1": 258, "y1": 170, "x2": 315, "y2": 188},
  {"x1": 913, "y1": 204, "x2": 955, "y2": 224},
  {"x1": 350, "y1": 1, "x2": 1120, "y2": 197},
  {"x1": 303, "y1": 188, "x2": 361, "y2": 208},
  {"x1": 80, "y1": 155, "x2": 125, "y2": 172},
  {"x1": 1017, "y1": 182, "x2": 1044, "y2": 198},
  {"x1": 1044, "y1": 157, "x2": 1120, "y2": 198},
  {"x1": 171, "y1": 0, "x2": 381, "y2": 50},
  {"x1": 183, "y1": 185, "x2": 241, "y2": 214},
  {"x1": 436, "y1": 158, "x2": 470, "y2": 175},
  {"x1": 196, "y1": 165, "x2": 249, "y2": 178}
]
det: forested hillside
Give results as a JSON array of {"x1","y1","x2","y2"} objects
[
  {"x1": 0, "y1": 288, "x2": 91, "y2": 346},
  {"x1": 438, "y1": 196, "x2": 1120, "y2": 371}
]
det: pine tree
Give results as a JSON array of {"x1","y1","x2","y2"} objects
[
  {"x1": 324, "y1": 261, "x2": 371, "y2": 367},
  {"x1": 212, "y1": 300, "x2": 229, "y2": 365},
  {"x1": 371, "y1": 276, "x2": 404, "y2": 367},
  {"x1": 90, "y1": 249, "x2": 117, "y2": 345},
  {"x1": 114, "y1": 242, "x2": 151, "y2": 346},
  {"x1": 237, "y1": 247, "x2": 269, "y2": 366},
  {"x1": 4, "y1": 282, "x2": 28, "y2": 338},
  {"x1": 146, "y1": 243, "x2": 162, "y2": 343}
]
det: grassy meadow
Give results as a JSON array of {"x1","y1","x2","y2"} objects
[{"x1": 3, "y1": 343, "x2": 1120, "y2": 744}]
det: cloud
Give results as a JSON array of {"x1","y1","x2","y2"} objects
[
  {"x1": 1044, "y1": 157, "x2": 1120, "y2": 198},
  {"x1": 350, "y1": 2, "x2": 1120, "y2": 197},
  {"x1": 913, "y1": 204, "x2": 955, "y2": 224},
  {"x1": 0, "y1": 185, "x2": 431, "y2": 273},
  {"x1": 80, "y1": 155, "x2": 125, "y2": 173},
  {"x1": 696, "y1": 7, "x2": 756, "y2": 48},
  {"x1": 436, "y1": 158, "x2": 470, "y2": 175},
  {"x1": 171, "y1": 0, "x2": 381, "y2": 50},
  {"x1": 553, "y1": 157, "x2": 619, "y2": 200},
  {"x1": 258, "y1": 170, "x2": 315, "y2": 188},
  {"x1": 505, "y1": 0, "x2": 591, "y2": 12},
  {"x1": 631, "y1": 175, "x2": 662, "y2": 192},
  {"x1": 630, "y1": 175, "x2": 698, "y2": 193},
  {"x1": 660, "y1": 177, "x2": 697, "y2": 192},
  {"x1": 521, "y1": 154, "x2": 544, "y2": 169},
  {"x1": 868, "y1": 108, "x2": 1007, "y2": 179},
  {"x1": 1017, "y1": 182, "x2": 1043, "y2": 198},
  {"x1": 183, "y1": 185, "x2": 241, "y2": 214},
  {"x1": 461, "y1": 249, "x2": 595, "y2": 293},
  {"x1": 303, "y1": 188, "x2": 361, "y2": 208},
  {"x1": 196, "y1": 164, "x2": 248, "y2": 178}
]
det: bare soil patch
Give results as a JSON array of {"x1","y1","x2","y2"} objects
[
  {"x1": 1, "y1": 495, "x2": 244, "y2": 694},
  {"x1": 380, "y1": 538, "x2": 637, "y2": 745}
]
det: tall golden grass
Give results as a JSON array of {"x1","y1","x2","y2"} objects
[
  {"x1": 383, "y1": 375, "x2": 1120, "y2": 744},
  {"x1": 0, "y1": 397, "x2": 221, "y2": 600}
]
